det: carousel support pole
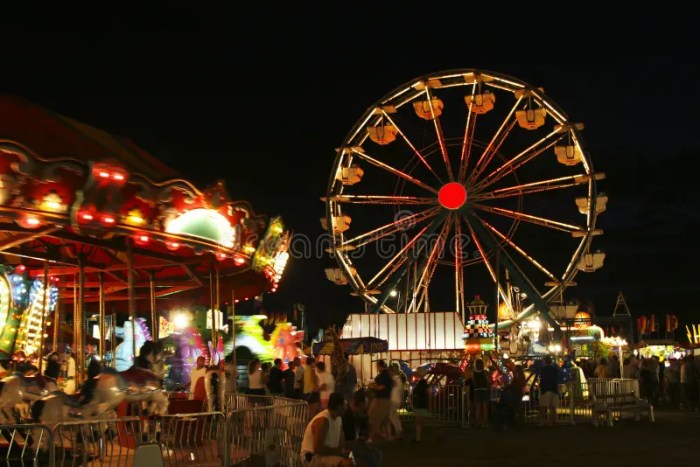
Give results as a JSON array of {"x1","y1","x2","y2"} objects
[
  {"x1": 111, "y1": 312, "x2": 117, "y2": 368},
  {"x1": 209, "y1": 261, "x2": 216, "y2": 358},
  {"x1": 231, "y1": 289, "x2": 237, "y2": 394},
  {"x1": 149, "y1": 271, "x2": 157, "y2": 342},
  {"x1": 38, "y1": 261, "x2": 49, "y2": 375},
  {"x1": 76, "y1": 255, "x2": 85, "y2": 384},
  {"x1": 99, "y1": 273, "x2": 105, "y2": 360},
  {"x1": 52, "y1": 295, "x2": 60, "y2": 355},
  {"x1": 214, "y1": 263, "x2": 220, "y2": 350},
  {"x1": 127, "y1": 239, "x2": 136, "y2": 361}
]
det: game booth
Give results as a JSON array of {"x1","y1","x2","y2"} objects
[{"x1": 0, "y1": 96, "x2": 291, "y2": 417}]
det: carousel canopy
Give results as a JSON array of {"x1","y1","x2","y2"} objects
[
  {"x1": 0, "y1": 96, "x2": 179, "y2": 182},
  {"x1": 0, "y1": 95, "x2": 290, "y2": 309}
]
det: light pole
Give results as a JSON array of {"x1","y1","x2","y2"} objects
[{"x1": 390, "y1": 289, "x2": 400, "y2": 312}]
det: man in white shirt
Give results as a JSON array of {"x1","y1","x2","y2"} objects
[
  {"x1": 300, "y1": 392, "x2": 353, "y2": 467},
  {"x1": 189, "y1": 356, "x2": 207, "y2": 400},
  {"x1": 294, "y1": 356, "x2": 305, "y2": 399}
]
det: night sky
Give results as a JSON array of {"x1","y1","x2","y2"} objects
[{"x1": 2, "y1": 10, "x2": 699, "y2": 335}]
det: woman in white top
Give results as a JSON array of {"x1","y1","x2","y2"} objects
[
  {"x1": 317, "y1": 362, "x2": 335, "y2": 409},
  {"x1": 388, "y1": 362, "x2": 405, "y2": 440},
  {"x1": 247, "y1": 358, "x2": 266, "y2": 395}
]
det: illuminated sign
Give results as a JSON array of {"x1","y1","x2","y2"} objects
[{"x1": 166, "y1": 208, "x2": 237, "y2": 248}]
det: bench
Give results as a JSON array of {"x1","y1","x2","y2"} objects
[{"x1": 591, "y1": 392, "x2": 654, "y2": 427}]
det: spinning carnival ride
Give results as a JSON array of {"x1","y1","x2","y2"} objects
[
  {"x1": 0, "y1": 96, "x2": 291, "y2": 381},
  {"x1": 324, "y1": 69, "x2": 607, "y2": 337}
]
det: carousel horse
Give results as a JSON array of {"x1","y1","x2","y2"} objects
[
  {"x1": 204, "y1": 365, "x2": 227, "y2": 412},
  {"x1": 92, "y1": 340, "x2": 169, "y2": 417},
  {"x1": 30, "y1": 341, "x2": 169, "y2": 447},
  {"x1": 0, "y1": 375, "x2": 25, "y2": 424}
]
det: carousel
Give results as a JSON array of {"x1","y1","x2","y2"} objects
[{"x1": 0, "y1": 96, "x2": 290, "y2": 423}]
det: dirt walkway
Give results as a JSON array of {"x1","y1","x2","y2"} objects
[{"x1": 380, "y1": 410, "x2": 700, "y2": 467}]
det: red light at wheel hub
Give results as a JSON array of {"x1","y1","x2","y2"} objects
[{"x1": 438, "y1": 182, "x2": 467, "y2": 209}]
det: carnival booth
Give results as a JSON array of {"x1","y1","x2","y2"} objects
[{"x1": 0, "y1": 97, "x2": 290, "y2": 410}]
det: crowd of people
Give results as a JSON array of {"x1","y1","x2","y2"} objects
[
  {"x1": 579, "y1": 353, "x2": 700, "y2": 410},
  {"x1": 237, "y1": 355, "x2": 433, "y2": 466}
]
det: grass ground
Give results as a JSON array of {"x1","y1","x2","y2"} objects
[{"x1": 380, "y1": 409, "x2": 700, "y2": 467}]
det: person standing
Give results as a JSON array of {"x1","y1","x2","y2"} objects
[
  {"x1": 336, "y1": 354, "x2": 358, "y2": 402},
  {"x1": 304, "y1": 357, "x2": 321, "y2": 417},
  {"x1": 538, "y1": 355, "x2": 560, "y2": 426},
  {"x1": 62, "y1": 350, "x2": 77, "y2": 395},
  {"x1": 189, "y1": 356, "x2": 207, "y2": 400},
  {"x1": 269, "y1": 358, "x2": 286, "y2": 396},
  {"x1": 470, "y1": 359, "x2": 490, "y2": 428},
  {"x1": 317, "y1": 362, "x2": 335, "y2": 409},
  {"x1": 388, "y1": 362, "x2": 405, "y2": 440},
  {"x1": 594, "y1": 358, "x2": 609, "y2": 378},
  {"x1": 224, "y1": 354, "x2": 238, "y2": 393},
  {"x1": 284, "y1": 360, "x2": 297, "y2": 399},
  {"x1": 247, "y1": 358, "x2": 266, "y2": 396},
  {"x1": 411, "y1": 375, "x2": 430, "y2": 443},
  {"x1": 368, "y1": 359, "x2": 393, "y2": 442},
  {"x1": 294, "y1": 356, "x2": 305, "y2": 399},
  {"x1": 44, "y1": 352, "x2": 61, "y2": 380}
]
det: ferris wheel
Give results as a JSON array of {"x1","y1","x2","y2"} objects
[{"x1": 323, "y1": 69, "x2": 607, "y2": 331}]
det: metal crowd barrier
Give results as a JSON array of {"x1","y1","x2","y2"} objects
[
  {"x1": 0, "y1": 423, "x2": 54, "y2": 465},
  {"x1": 404, "y1": 383, "x2": 469, "y2": 427},
  {"x1": 586, "y1": 378, "x2": 640, "y2": 398},
  {"x1": 0, "y1": 395, "x2": 308, "y2": 466},
  {"x1": 512, "y1": 378, "x2": 644, "y2": 426},
  {"x1": 225, "y1": 401, "x2": 308, "y2": 466},
  {"x1": 52, "y1": 412, "x2": 225, "y2": 466},
  {"x1": 223, "y1": 392, "x2": 275, "y2": 413}
]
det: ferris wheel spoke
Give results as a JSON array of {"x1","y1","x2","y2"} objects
[
  {"x1": 454, "y1": 215, "x2": 466, "y2": 317},
  {"x1": 367, "y1": 224, "x2": 431, "y2": 290},
  {"x1": 350, "y1": 147, "x2": 439, "y2": 194},
  {"x1": 342, "y1": 207, "x2": 440, "y2": 249},
  {"x1": 475, "y1": 215, "x2": 558, "y2": 283},
  {"x1": 474, "y1": 130, "x2": 565, "y2": 191},
  {"x1": 473, "y1": 204, "x2": 586, "y2": 234},
  {"x1": 408, "y1": 216, "x2": 452, "y2": 313},
  {"x1": 458, "y1": 85, "x2": 478, "y2": 184},
  {"x1": 462, "y1": 213, "x2": 511, "y2": 305},
  {"x1": 380, "y1": 110, "x2": 444, "y2": 185},
  {"x1": 467, "y1": 97, "x2": 523, "y2": 185},
  {"x1": 473, "y1": 173, "x2": 592, "y2": 201},
  {"x1": 326, "y1": 194, "x2": 438, "y2": 205},
  {"x1": 425, "y1": 87, "x2": 455, "y2": 181}
]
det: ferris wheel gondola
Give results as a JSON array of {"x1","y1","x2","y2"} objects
[{"x1": 323, "y1": 70, "x2": 606, "y2": 332}]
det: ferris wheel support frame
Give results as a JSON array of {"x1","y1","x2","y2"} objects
[
  {"x1": 463, "y1": 208, "x2": 562, "y2": 335},
  {"x1": 368, "y1": 211, "x2": 448, "y2": 314}
]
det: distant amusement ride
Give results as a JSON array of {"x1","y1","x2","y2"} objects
[{"x1": 323, "y1": 69, "x2": 608, "y2": 369}]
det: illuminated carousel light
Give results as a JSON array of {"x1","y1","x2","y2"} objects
[
  {"x1": 41, "y1": 192, "x2": 66, "y2": 212},
  {"x1": 166, "y1": 241, "x2": 180, "y2": 251},
  {"x1": 79, "y1": 211, "x2": 94, "y2": 222},
  {"x1": 101, "y1": 215, "x2": 116, "y2": 225},
  {"x1": 125, "y1": 209, "x2": 145, "y2": 226},
  {"x1": 133, "y1": 233, "x2": 150, "y2": 246},
  {"x1": 17, "y1": 215, "x2": 42, "y2": 229}
]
